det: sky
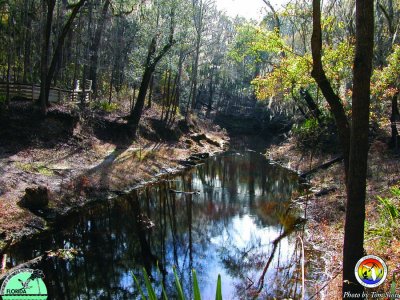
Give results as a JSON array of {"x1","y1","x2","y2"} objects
[{"x1": 215, "y1": 0, "x2": 288, "y2": 21}]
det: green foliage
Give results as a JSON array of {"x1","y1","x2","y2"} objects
[
  {"x1": 365, "y1": 187, "x2": 400, "y2": 245},
  {"x1": 233, "y1": 21, "x2": 354, "y2": 110},
  {"x1": 252, "y1": 40, "x2": 354, "y2": 103},
  {"x1": 251, "y1": 54, "x2": 314, "y2": 101},
  {"x1": 229, "y1": 24, "x2": 283, "y2": 63},
  {"x1": 192, "y1": 270, "x2": 201, "y2": 300},
  {"x1": 93, "y1": 101, "x2": 119, "y2": 113},
  {"x1": 132, "y1": 271, "x2": 147, "y2": 300},
  {"x1": 322, "y1": 41, "x2": 354, "y2": 91},
  {"x1": 390, "y1": 273, "x2": 397, "y2": 299},
  {"x1": 173, "y1": 268, "x2": 185, "y2": 300},
  {"x1": 377, "y1": 188, "x2": 400, "y2": 223},
  {"x1": 371, "y1": 44, "x2": 400, "y2": 100},
  {"x1": 133, "y1": 268, "x2": 222, "y2": 300},
  {"x1": 291, "y1": 118, "x2": 320, "y2": 148},
  {"x1": 215, "y1": 275, "x2": 222, "y2": 300},
  {"x1": 291, "y1": 114, "x2": 337, "y2": 151},
  {"x1": 293, "y1": 118, "x2": 319, "y2": 136}
]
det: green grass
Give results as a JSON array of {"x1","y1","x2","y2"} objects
[
  {"x1": 93, "y1": 101, "x2": 119, "y2": 112},
  {"x1": 133, "y1": 268, "x2": 222, "y2": 300},
  {"x1": 15, "y1": 162, "x2": 54, "y2": 176},
  {"x1": 365, "y1": 187, "x2": 400, "y2": 246}
]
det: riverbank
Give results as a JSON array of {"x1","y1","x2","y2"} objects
[
  {"x1": 0, "y1": 102, "x2": 228, "y2": 253},
  {"x1": 267, "y1": 135, "x2": 400, "y2": 298}
]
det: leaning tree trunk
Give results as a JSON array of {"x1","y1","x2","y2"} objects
[
  {"x1": 342, "y1": 0, "x2": 374, "y2": 298},
  {"x1": 130, "y1": 66, "x2": 154, "y2": 132},
  {"x1": 44, "y1": 0, "x2": 86, "y2": 105},
  {"x1": 311, "y1": 0, "x2": 350, "y2": 180},
  {"x1": 129, "y1": 31, "x2": 175, "y2": 135}
]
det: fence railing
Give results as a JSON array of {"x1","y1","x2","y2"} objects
[{"x1": 0, "y1": 80, "x2": 92, "y2": 103}]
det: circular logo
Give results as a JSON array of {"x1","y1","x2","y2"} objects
[
  {"x1": 0, "y1": 268, "x2": 47, "y2": 299},
  {"x1": 354, "y1": 255, "x2": 388, "y2": 288}
]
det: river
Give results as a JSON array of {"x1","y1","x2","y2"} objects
[{"x1": 4, "y1": 150, "x2": 314, "y2": 299}]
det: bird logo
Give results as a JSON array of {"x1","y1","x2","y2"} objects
[{"x1": 355, "y1": 255, "x2": 388, "y2": 288}]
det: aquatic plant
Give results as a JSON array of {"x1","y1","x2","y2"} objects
[{"x1": 132, "y1": 268, "x2": 222, "y2": 300}]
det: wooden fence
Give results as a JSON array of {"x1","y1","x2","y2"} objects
[{"x1": 0, "y1": 80, "x2": 92, "y2": 103}]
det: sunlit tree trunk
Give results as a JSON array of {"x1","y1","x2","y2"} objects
[
  {"x1": 311, "y1": 0, "x2": 350, "y2": 179},
  {"x1": 311, "y1": 0, "x2": 374, "y2": 297}
]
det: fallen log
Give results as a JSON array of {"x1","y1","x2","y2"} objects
[
  {"x1": 300, "y1": 155, "x2": 343, "y2": 178},
  {"x1": 0, "y1": 255, "x2": 46, "y2": 281}
]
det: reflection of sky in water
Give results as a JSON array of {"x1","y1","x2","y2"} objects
[
  {"x1": 5, "y1": 151, "x2": 303, "y2": 299},
  {"x1": 200, "y1": 214, "x2": 294, "y2": 299}
]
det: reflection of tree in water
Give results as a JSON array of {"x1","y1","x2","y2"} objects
[
  {"x1": 216, "y1": 206, "x2": 305, "y2": 299},
  {"x1": 6, "y1": 151, "x2": 307, "y2": 299}
]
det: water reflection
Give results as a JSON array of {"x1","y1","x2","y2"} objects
[{"x1": 5, "y1": 151, "x2": 305, "y2": 299}]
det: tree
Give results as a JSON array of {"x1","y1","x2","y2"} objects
[
  {"x1": 88, "y1": 0, "x2": 111, "y2": 100},
  {"x1": 188, "y1": 0, "x2": 214, "y2": 112},
  {"x1": 372, "y1": 45, "x2": 400, "y2": 149},
  {"x1": 38, "y1": 0, "x2": 86, "y2": 115},
  {"x1": 128, "y1": 1, "x2": 176, "y2": 134},
  {"x1": 311, "y1": 0, "x2": 374, "y2": 297},
  {"x1": 44, "y1": 0, "x2": 86, "y2": 107},
  {"x1": 39, "y1": 0, "x2": 55, "y2": 115}
]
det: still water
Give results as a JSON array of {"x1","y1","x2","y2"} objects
[{"x1": 5, "y1": 151, "x2": 308, "y2": 299}]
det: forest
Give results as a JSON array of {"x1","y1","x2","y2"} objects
[{"x1": 0, "y1": 0, "x2": 399, "y2": 299}]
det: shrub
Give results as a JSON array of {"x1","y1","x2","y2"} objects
[
  {"x1": 291, "y1": 114, "x2": 338, "y2": 152},
  {"x1": 93, "y1": 101, "x2": 119, "y2": 112}
]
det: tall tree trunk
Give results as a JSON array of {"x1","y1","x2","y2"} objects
[
  {"x1": 311, "y1": 1, "x2": 374, "y2": 296},
  {"x1": 189, "y1": 0, "x2": 205, "y2": 111},
  {"x1": 88, "y1": 0, "x2": 110, "y2": 99},
  {"x1": 342, "y1": 1, "x2": 374, "y2": 297},
  {"x1": 169, "y1": 51, "x2": 185, "y2": 123},
  {"x1": 146, "y1": 74, "x2": 154, "y2": 108},
  {"x1": 81, "y1": 0, "x2": 92, "y2": 104},
  {"x1": 207, "y1": 66, "x2": 214, "y2": 117},
  {"x1": 190, "y1": 35, "x2": 201, "y2": 110},
  {"x1": 44, "y1": 0, "x2": 86, "y2": 105},
  {"x1": 6, "y1": 46, "x2": 11, "y2": 108},
  {"x1": 129, "y1": 37, "x2": 157, "y2": 132},
  {"x1": 22, "y1": 0, "x2": 33, "y2": 83},
  {"x1": 129, "y1": 27, "x2": 175, "y2": 135},
  {"x1": 311, "y1": 0, "x2": 350, "y2": 179},
  {"x1": 130, "y1": 66, "x2": 154, "y2": 134},
  {"x1": 39, "y1": 0, "x2": 55, "y2": 115}
]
